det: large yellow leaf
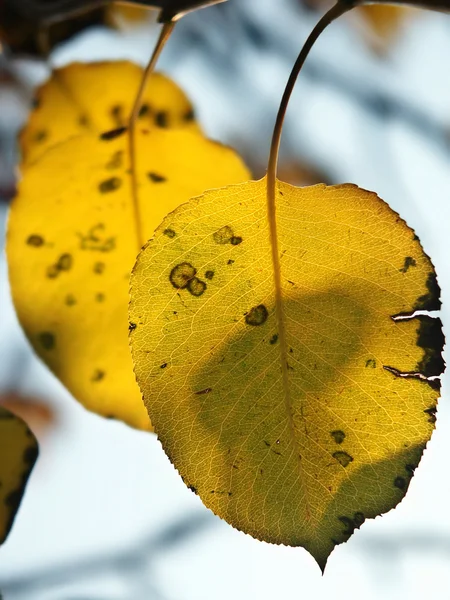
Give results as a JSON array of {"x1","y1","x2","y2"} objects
[
  {"x1": 0, "y1": 407, "x2": 38, "y2": 543},
  {"x1": 8, "y1": 127, "x2": 249, "y2": 430},
  {"x1": 20, "y1": 61, "x2": 199, "y2": 166},
  {"x1": 129, "y1": 177, "x2": 444, "y2": 568}
]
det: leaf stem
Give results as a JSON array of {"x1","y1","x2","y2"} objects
[
  {"x1": 266, "y1": 1, "x2": 353, "y2": 452},
  {"x1": 128, "y1": 19, "x2": 175, "y2": 251}
]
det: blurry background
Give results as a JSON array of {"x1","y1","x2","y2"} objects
[{"x1": 0, "y1": 0, "x2": 450, "y2": 597}]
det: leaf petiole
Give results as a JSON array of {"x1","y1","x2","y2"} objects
[{"x1": 128, "y1": 19, "x2": 176, "y2": 251}]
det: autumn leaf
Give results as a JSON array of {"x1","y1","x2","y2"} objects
[
  {"x1": 21, "y1": 61, "x2": 200, "y2": 166},
  {"x1": 0, "y1": 407, "x2": 38, "y2": 544},
  {"x1": 8, "y1": 123, "x2": 249, "y2": 430},
  {"x1": 129, "y1": 177, "x2": 444, "y2": 568}
]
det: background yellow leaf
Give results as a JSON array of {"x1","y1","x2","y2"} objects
[
  {"x1": 8, "y1": 127, "x2": 250, "y2": 431},
  {"x1": 20, "y1": 61, "x2": 199, "y2": 166},
  {"x1": 129, "y1": 177, "x2": 444, "y2": 568},
  {"x1": 0, "y1": 407, "x2": 38, "y2": 544}
]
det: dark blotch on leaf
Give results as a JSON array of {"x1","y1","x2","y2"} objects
[
  {"x1": 99, "y1": 177, "x2": 122, "y2": 193},
  {"x1": 332, "y1": 451, "x2": 353, "y2": 467},
  {"x1": 331, "y1": 430, "x2": 345, "y2": 444},
  {"x1": 227, "y1": 260, "x2": 235, "y2": 265},
  {"x1": 205, "y1": 270, "x2": 215, "y2": 280},
  {"x1": 424, "y1": 405, "x2": 437, "y2": 424},
  {"x1": 365, "y1": 359, "x2": 376, "y2": 368},
  {"x1": 394, "y1": 476, "x2": 406, "y2": 490},
  {"x1": 354, "y1": 512, "x2": 365, "y2": 526},
  {"x1": 23, "y1": 444, "x2": 38, "y2": 466},
  {"x1": 187, "y1": 277, "x2": 207, "y2": 297},
  {"x1": 400, "y1": 256, "x2": 416, "y2": 273},
  {"x1": 414, "y1": 272, "x2": 441, "y2": 311},
  {"x1": 27, "y1": 235, "x2": 44, "y2": 247},
  {"x1": 34, "y1": 130, "x2": 48, "y2": 143},
  {"x1": 405, "y1": 464, "x2": 416, "y2": 475},
  {"x1": 96, "y1": 293, "x2": 105, "y2": 303},
  {"x1": 188, "y1": 484, "x2": 198, "y2": 494},
  {"x1": 57, "y1": 253, "x2": 72, "y2": 271},
  {"x1": 100, "y1": 127, "x2": 127, "y2": 141},
  {"x1": 338, "y1": 516, "x2": 355, "y2": 537},
  {"x1": 46, "y1": 265, "x2": 59, "y2": 279},
  {"x1": 39, "y1": 332, "x2": 55, "y2": 350},
  {"x1": 213, "y1": 225, "x2": 234, "y2": 244},
  {"x1": 65, "y1": 294, "x2": 76, "y2": 306},
  {"x1": 94, "y1": 262, "x2": 105, "y2": 274},
  {"x1": 245, "y1": 305, "x2": 269, "y2": 327},
  {"x1": 138, "y1": 103, "x2": 150, "y2": 118},
  {"x1": 231, "y1": 236, "x2": 243, "y2": 246},
  {"x1": 269, "y1": 334, "x2": 278, "y2": 345},
  {"x1": 148, "y1": 172, "x2": 167, "y2": 183},
  {"x1": 415, "y1": 315, "x2": 445, "y2": 377},
  {"x1": 170, "y1": 263, "x2": 196, "y2": 289},
  {"x1": 129, "y1": 322, "x2": 137, "y2": 331},
  {"x1": 91, "y1": 369, "x2": 105, "y2": 382},
  {"x1": 183, "y1": 108, "x2": 195, "y2": 122},
  {"x1": 163, "y1": 229, "x2": 176, "y2": 239},
  {"x1": 161, "y1": 363, "x2": 168, "y2": 369},
  {"x1": 155, "y1": 110, "x2": 169, "y2": 128}
]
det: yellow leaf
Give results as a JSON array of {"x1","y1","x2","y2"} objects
[
  {"x1": 8, "y1": 127, "x2": 250, "y2": 431},
  {"x1": 0, "y1": 407, "x2": 38, "y2": 543},
  {"x1": 129, "y1": 177, "x2": 444, "y2": 568},
  {"x1": 20, "y1": 61, "x2": 199, "y2": 166},
  {"x1": 352, "y1": 5, "x2": 415, "y2": 52}
]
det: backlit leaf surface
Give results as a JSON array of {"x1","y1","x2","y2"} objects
[
  {"x1": 21, "y1": 61, "x2": 199, "y2": 165},
  {"x1": 0, "y1": 407, "x2": 38, "y2": 543},
  {"x1": 8, "y1": 128, "x2": 249, "y2": 430},
  {"x1": 129, "y1": 177, "x2": 444, "y2": 567}
]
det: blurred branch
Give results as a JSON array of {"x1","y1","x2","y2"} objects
[{"x1": 0, "y1": 511, "x2": 214, "y2": 598}]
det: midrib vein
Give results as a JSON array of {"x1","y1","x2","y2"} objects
[{"x1": 266, "y1": 179, "x2": 312, "y2": 523}]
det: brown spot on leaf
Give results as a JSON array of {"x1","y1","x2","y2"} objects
[
  {"x1": 91, "y1": 369, "x2": 105, "y2": 382},
  {"x1": 100, "y1": 127, "x2": 126, "y2": 141},
  {"x1": 138, "y1": 103, "x2": 150, "y2": 118},
  {"x1": 332, "y1": 451, "x2": 353, "y2": 467},
  {"x1": 27, "y1": 235, "x2": 44, "y2": 247},
  {"x1": 106, "y1": 150, "x2": 123, "y2": 170},
  {"x1": 170, "y1": 263, "x2": 196, "y2": 289},
  {"x1": 38, "y1": 332, "x2": 55, "y2": 350},
  {"x1": 400, "y1": 256, "x2": 416, "y2": 273},
  {"x1": 163, "y1": 229, "x2": 176, "y2": 238},
  {"x1": 331, "y1": 430, "x2": 345, "y2": 444},
  {"x1": 205, "y1": 270, "x2": 215, "y2": 280},
  {"x1": 245, "y1": 305, "x2": 269, "y2": 327},
  {"x1": 365, "y1": 359, "x2": 376, "y2": 368},
  {"x1": 183, "y1": 108, "x2": 195, "y2": 122},
  {"x1": 148, "y1": 172, "x2": 167, "y2": 183},
  {"x1": 99, "y1": 177, "x2": 122, "y2": 193},
  {"x1": 93, "y1": 262, "x2": 105, "y2": 274},
  {"x1": 394, "y1": 476, "x2": 406, "y2": 490},
  {"x1": 424, "y1": 405, "x2": 437, "y2": 423},
  {"x1": 95, "y1": 293, "x2": 105, "y2": 303},
  {"x1": 57, "y1": 253, "x2": 72, "y2": 271},
  {"x1": 65, "y1": 294, "x2": 76, "y2": 306},
  {"x1": 188, "y1": 277, "x2": 207, "y2": 297},
  {"x1": 231, "y1": 236, "x2": 243, "y2": 245},
  {"x1": 33, "y1": 130, "x2": 48, "y2": 143},
  {"x1": 155, "y1": 110, "x2": 169, "y2": 127},
  {"x1": 213, "y1": 225, "x2": 234, "y2": 244},
  {"x1": 46, "y1": 265, "x2": 59, "y2": 279}
]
